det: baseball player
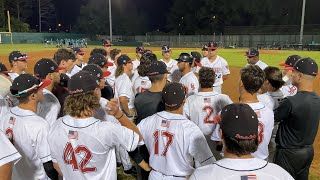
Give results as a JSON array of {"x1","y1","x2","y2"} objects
[
  {"x1": 201, "y1": 45, "x2": 209, "y2": 58},
  {"x1": 159, "y1": 45, "x2": 182, "y2": 82},
  {"x1": 53, "y1": 48, "x2": 76, "y2": 78},
  {"x1": 200, "y1": 41, "x2": 230, "y2": 93},
  {"x1": 279, "y1": 55, "x2": 301, "y2": 97},
  {"x1": 190, "y1": 51, "x2": 202, "y2": 76},
  {"x1": 108, "y1": 48, "x2": 122, "y2": 89},
  {"x1": 132, "y1": 51, "x2": 155, "y2": 96},
  {"x1": 132, "y1": 46, "x2": 145, "y2": 74},
  {"x1": 212, "y1": 65, "x2": 274, "y2": 161},
  {"x1": 189, "y1": 104, "x2": 294, "y2": 180},
  {"x1": 183, "y1": 67, "x2": 232, "y2": 159},
  {"x1": 8, "y1": 51, "x2": 28, "y2": 80},
  {"x1": 176, "y1": 53, "x2": 199, "y2": 97},
  {"x1": 137, "y1": 82, "x2": 216, "y2": 179},
  {"x1": 274, "y1": 58, "x2": 320, "y2": 179},
  {"x1": 103, "y1": 39, "x2": 112, "y2": 60},
  {"x1": 0, "y1": 74, "x2": 58, "y2": 180},
  {"x1": 69, "y1": 47, "x2": 86, "y2": 76},
  {"x1": 48, "y1": 71, "x2": 146, "y2": 180},
  {"x1": 34, "y1": 58, "x2": 64, "y2": 127},
  {"x1": 245, "y1": 48, "x2": 268, "y2": 70},
  {"x1": 0, "y1": 63, "x2": 17, "y2": 110},
  {"x1": 114, "y1": 55, "x2": 135, "y2": 118},
  {"x1": 52, "y1": 73, "x2": 70, "y2": 118},
  {"x1": 0, "y1": 130, "x2": 21, "y2": 180}
]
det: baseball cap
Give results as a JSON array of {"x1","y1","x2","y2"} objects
[
  {"x1": 147, "y1": 61, "x2": 169, "y2": 76},
  {"x1": 117, "y1": 55, "x2": 133, "y2": 66},
  {"x1": 10, "y1": 74, "x2": 51, "y2": 98},
  {"x1": 162, "y1": 45, "x2": 171, "y2": 52},
  {"x1": 82, "y1": 64, "x2": 111, "y2": 79},
  {"x1": 245, "y1": 48, "x2": 259, "y2": 57},
  {"x1": 59, "y1": 73, "x2": 70, "y2": 89},
  {"x1": 279, "y1": 55, "x2": 301, "y2": 67},
  {"x1": 88, "y1": 54, "x2": 113, "y2": 68},
  {"x1": 220, "y1": 103, "x2": 258, "y2": 140},
  {"x1": 68, "y1": 71, "x2": 100, "y2": 95},
  {"x1": 208, "y1": 41, "x2": 218, "y2": 50},
  {"x1": 136, "y1": 46, "x2": 145, "y2": 53},
  {"x1": 176, "y1": 53, "x2": 193, "y2": 63},
  {"x1": 202, "y1": 45, "x2": 208, "y2": 51},
  {"x1": 72, "y1": 47, "x2": 85, "y2": 55},
  {"x1": 103, "y1": 40, "x2": 113, "y2": 46},
  {"x1": 191, "y1": 51, "x2": 202, "y2": 67},
  {"x1": 284, "y1": 57, "x2": 318, "y2": 76},
  {"x1": 0, "y1": 63, "x2": 9, "y2": 75},
  {"x1": 9, "y1": 51, "x2": 28, "y2": 63},
  {"x1": 34, "y1": 58, "x2": 65, "y2": 79},
  {"x1": 162, "y1": 82, "x2": 186, "y2": 108}
]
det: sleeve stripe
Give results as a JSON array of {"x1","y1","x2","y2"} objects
[
  {"x1": 40, "y1": 154, "x2": 51, "y2": 159},
  {"x1": 0, "y1": 152, "x2": 19, "y2": 161},
  {"x1": 200, "y1": 155, "x2": 215, "y2": 164},
  {"x1": 129, "y1": 130, "x2": 135, "y2": 151}
]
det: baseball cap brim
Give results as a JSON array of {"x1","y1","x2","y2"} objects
[
  {"x1": 104, "y1": 62, "x2": 114, "y2": 67},
  {"x1": 284, "y1": 67, "x2": 295, "y2": 71},
  {"x1": 78, "y1": 51, "x2": 85, "y2": 55},
  {"x1": 56, "y1": 66, "x2": 66, "y2": 72},
  {"x1": 101, "y1": 71, "x2": 111, "y2": 78},
  {"x1": 194, "y1": 61, "x2": 202, "y2": 67},
  {"x1": 39, "y1": 79, "x2": 52, "y2": 90},
  {"x1": 279, "y1": 62, "x2": 289, "y2": 67}
]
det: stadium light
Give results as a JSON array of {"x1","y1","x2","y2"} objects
[
  {"x1": 109, "y1": 0, "x2": 113, "y2": 42},
  {"x1": 299, "y1": 0, "x2": 306, "y2": 45}
]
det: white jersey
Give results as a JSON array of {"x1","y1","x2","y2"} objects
[
  {"x1": 255, "y1": 60, "x2": 268, "y2": 70},
  {"x1": 200, "y1": 56, "x2": 230, "y2": 87},
  {"x1": 179, "y1": 72, "x2": 199, "y2": 97},
  {"x1": 137, "y1": 111, "x2": 215, "y2": 177},
  {"x1": 258, "y1": 90, "x2": 285, "y2": 110},
  {"x1": 114, "y1": 73, "x2": 135, "y2": 109},
  {"x1": 183, "y1": 91, "x2": 232, "y2": 136},
  {"x1": 280, "y1": 83, "x2": 297, "y2": 97},
  {"x1": 211, "y1": 102, "x2": 274, "y2": 160},
  {"x1": 37, "y1": 89, "x2": 61, "y2": 127},
  {"x1": 132, "y1": 59, "x2": 140, "y2": 71},
  {"x1": 189, "y1": 158, "x2": 294, "y2": 180},
  {"x1": 69, "y1": 64, "x2": 83, "y2": 76},
  {"x1": 132, "y1": 75, "x2": 152, "y2": 96},
  {"x1": 159, "y1": 58, "x2": 181, "y2": 82},
  {"x1": 106, "y1": 64, "x2": 117, "y2": 89},
  {"x1": 48, "y1": 115, "x2": 139, "y2": 180},
  {"x1": 0, "y1": 130, "x2": 21, "y2": 166},
  {"x1": 0, "y1": 107, "x2": 52, "y2": 180},
  {"x1": 8, "y1": 72, "x2": 20, "y2": 80}
]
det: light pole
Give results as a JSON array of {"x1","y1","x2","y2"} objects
[
  {"x1": 299, "y1": 0, "x2": 306, "y2": 45},
  {"x1": 39, "y1": 0, "x2": 41, "y2": 32},
  {"x1": 109, "y1": 0, "x2": 112, "y2": 42}
]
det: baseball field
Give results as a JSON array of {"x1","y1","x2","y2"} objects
[{"x1": 0, "y1": 44, "x2": 319, "y2": 179}]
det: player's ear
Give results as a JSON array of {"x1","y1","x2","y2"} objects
[{"x1": 30, "y1": 92, "x2": 37, "y2": 101}]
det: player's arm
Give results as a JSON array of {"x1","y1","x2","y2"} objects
[
  {"x1": 119, "y1": 96, "x2": 131, "y2": 116},
  {"x1": 0, "y1": 163, "x2": 13, "y2": 180},
  {"x1": 274, "y1": 98, "x2": 292, "y2": 122},
  {"x1": 53, "y1": 162, "x2": 63, "y2": 176},
  {"x1": 43, "y1": 161, "x2": 58, "y2": 180},
  {"x1": 222, "y1": 74, "x2": 229, "y2": 80},
  {"x1": 128, "y1": 148, "x2": 151, "y2": 171}
]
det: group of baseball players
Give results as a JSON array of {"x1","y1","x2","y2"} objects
[{"x1": 0, "y1": 39, "x2": 319, "y2": 180}]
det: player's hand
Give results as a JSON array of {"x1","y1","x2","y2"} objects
[
  {"x1": 106, "y1": 98, "x2": 120, "y2": 116},
  {"x1": 138, "y1": 161, "x2": 152, "y2": 172}
]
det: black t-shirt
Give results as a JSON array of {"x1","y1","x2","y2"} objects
[
  {"x1": 274, "y1": 91, "x2": 320, "y2": 148},
  {"x1": 134, "y1": 90, "x2": 165, "y2": 124},
  {"x1": 52, "y1": 85, "x2": 69, "y2": 118},
  {"x1": 101, "y1": 81, "x2": 114, "y2": 100}
]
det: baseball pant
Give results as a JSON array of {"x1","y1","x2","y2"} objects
[
  {"x1": 275, "y1": 146, "x2": 314, "y2": 180},
  {"x1": 115, "y1": 146, "x2": 132, "y2": 171}
]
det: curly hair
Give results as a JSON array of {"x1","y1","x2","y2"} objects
[
  {"x1": 110, "y1": 49, "x2": 121, "y2": 60},
  {"x1": 115, "y1": 65, "x2": 124, "y2": 78},
  {"x1": 199, "y1": 67, "x2": 215, "y2": 88},
  {"x1": 240, "y1": 65, "x2": 265, "y2": 94},
  {"x1": 137, "y1": 53, "x2": 157, "y2": 76},
  {"x1": 90, "y1": 48, "x2": 107, "y2": 57},
  {"x1": 264, "y1": 66, "x2": 285, "y2": 90},
  {"x1": 64, "y1": 91, "x2": 100, "y2": 118},
  {"x1": 53, "y1": 49, "x2": 76, "y2": 65}
]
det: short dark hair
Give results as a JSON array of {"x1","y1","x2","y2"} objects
[
  {"x1": 110, "y1": 49, "x2": 121, "y2": 60},
  {"x1": 53, "y1": 49, "x2": 76, "y2": 65},
  {"x1": 137, "y1": 53, "x2": 157, "y2": 76},
  {"x1": 240, "y1": 65, "x2": 265, "y2": 94},
  {"x1": 264, "y1": 66, "x2": 285, "y2": 90},
  {"x1": 223, "y1": 132, "x2": 258, "y2": 157},
  {"x1": 17, "y1": 89, "x2": 38, "y2": 104},
  {"x1": 90, "y1": 48, "x2": 107, "y2": 57},
  {"x1": 149, "y1": 74, "x2": 165, "y2": 83},
  {"x1": 165, "y1": 103, "x2": 182, "y2": 111},
  {"x1": 199, "y1": 67, "x2": 215, "y2": 88}
]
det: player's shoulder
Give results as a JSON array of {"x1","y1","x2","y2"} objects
[{"x1": 217, "y1": 55, "x2": 228, "y2": 62}]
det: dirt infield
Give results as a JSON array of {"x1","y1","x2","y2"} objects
[{"x1": 0, "y1": 47, "x2": 319, "y2": 178}]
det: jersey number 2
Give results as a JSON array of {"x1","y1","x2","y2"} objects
[
  {"x1": 258, "y1": 122, "x2": 264, "y2": 145},
  {"x1": 153, "y1": 130, "x2": 174, "y2": 157},
  {"x1": 203, "y1": 106, "x2": 215, "y2": 124},
  {"x1": 63, "y1": 143, "x2": 96, "y2": 173}
]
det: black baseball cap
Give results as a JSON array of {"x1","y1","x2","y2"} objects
[
  {"x1": 136, "y1": 46, "x2": 145, "y2": 53},
  {"x1": 191, "y1": 51, "x2": 202, "y2": 66},
  {"x1": 34, "y1": 58, "x2": 65, "y2": 79},
  {"x1": 162, "y1": 82, "x2": 186, "y2": 108},
  {"x1": 88, "y1": 54, "x2": 113, "y2": 68},
  {"x1": 208, "y1": 41, "x2": 218, "y2": 50},
  {"x1": 59, "y1": 73, "x2": 70, "y2": 89},
  {"x1": 147, "y1": 61, "x2": 169, "y2": 76},
  {"x1": 117, "y1": 55, "x2": 133, "y2": 66},
  {"x1": 82, "y1": 64, "x2": 111, "y2": 79},
  {"x1": 10, "y1": 74, "x2": 51, "y2": 98},
  {"x1": 176, "y1": 53, "x2": 194, "y2": 63},
  {"x1": 68, "y1": 71, "x2": 100, "y2": 94},
  {"x1": 103, "y1": 40, "x2": 113, "y2": 46},
  {"x1": 9, "y1": 51, "x2": 28, "y2": 63},
  {"x1": 279, "y1": 55, "x2": 301, "y2": 67},
  {"x1": 285, "y1": 57, "x2": 318, "y2": 76},
  {"x1": 245, "y1": 48, "x2": 259, "y2": 57},
  {"x1": 220, "y1": 103, "x2": 258, "y2": 140},
  {"x1": 162, "y1": 45, "x2": 171, "y2": 52},
  {"x1": 202, "y1": 45, "x2": 208, "y2": 51},
  {"x1": 72, "y1": 47, "x2": 85, "y2": 55},
  {"x1": 0, "y1": 63, "x2": 9, "y2": 75}
]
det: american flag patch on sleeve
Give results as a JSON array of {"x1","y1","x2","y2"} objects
[
  {"x1": 204, "y1": 98, "x2": 211, "y2": 103},
  {"x1": 241, "y1": 174, "x2": 257, "y2": 180},
  {"x1": 161, "y1": 120, "x2": 170, "y2": 128},
  {"x1": 9, "y1": 117, "x2": 16, "y2": 125},
  {"x1": 68, "y1": 130, "x2": 79, "y2": 140}
]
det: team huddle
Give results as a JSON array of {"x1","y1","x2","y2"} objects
[{"x1": 0, "y1": 40, "x2": 319, "y2": 180}]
